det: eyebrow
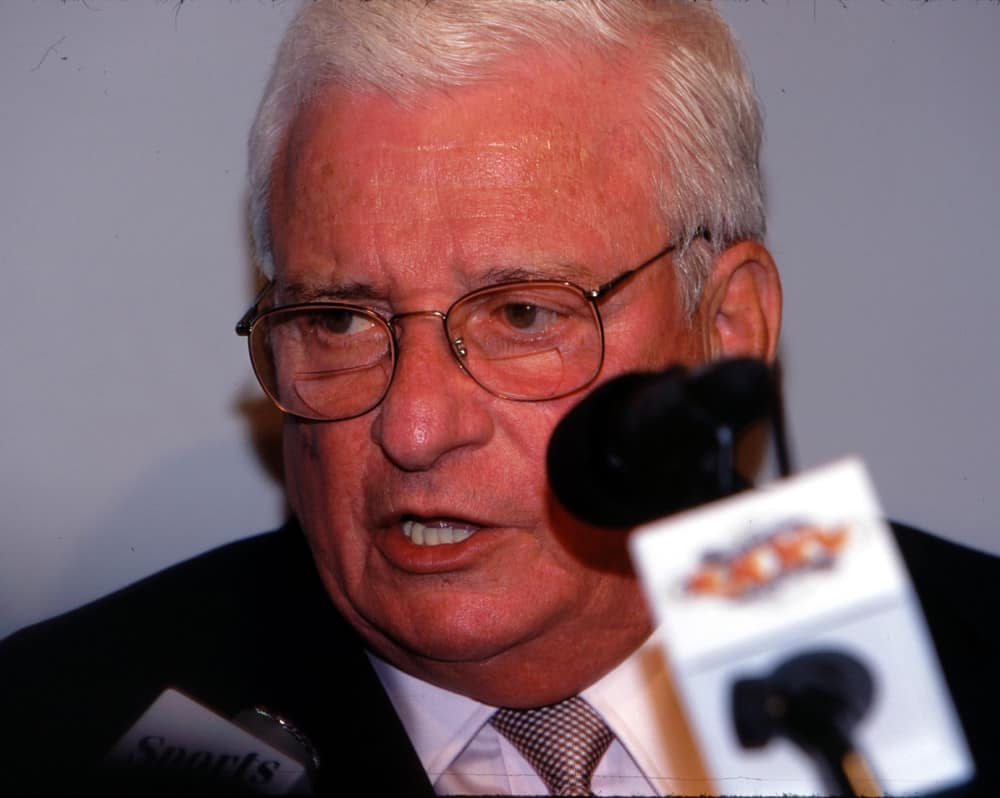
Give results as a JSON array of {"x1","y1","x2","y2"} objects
[
  {"x1": 278, "y1": 260, "x2": 597, "y2": 305},
  {"x1": 477, "y1": 262, "x2": 594, "y2": 287},
  {"x1": 279, "y1": 280, "x2": 385, "y2": 304}
]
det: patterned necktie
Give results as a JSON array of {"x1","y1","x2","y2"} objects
[{"x1": 490, "y1": 696, "x2": 615, "y2": 796}]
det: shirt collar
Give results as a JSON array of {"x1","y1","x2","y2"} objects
[
  {"x1": 580, "y1": 627, "x2": 707, "y2": 785},
  {"x1": 367, "y1": 627, "x2": 703, "y2": 787},
  {"x1": 367, "y1": 651, "x2": 495, "y2": 777}
]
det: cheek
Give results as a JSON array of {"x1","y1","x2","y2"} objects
[
  {"x1": 500, "y1": 402, "x2": 568, "y2": 480},
  {"x1": 284, "y1": 420, "x2": 319, "y2": 466},
  {"x1": 282, "y1": 419, "x2": 367, "y2": 519},
  {"x1": 644, "y1": 316, "x2": 704, "y2": 369},
  {"x1": 281, "y1": 422, "x2": 311, "y2": 520},
  {"x1": 603, "y1": 293, "x2": 706, "y2": 375}
]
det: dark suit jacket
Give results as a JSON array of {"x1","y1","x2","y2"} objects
[{"x1": 1, "y1": 520, "x2": 997, "y2": 795}]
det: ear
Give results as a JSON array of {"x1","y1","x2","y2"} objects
[{"x1": 699, "y1": 240, "x2": 782, "y2": 362}]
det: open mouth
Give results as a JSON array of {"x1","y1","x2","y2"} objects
[{"x1": 402, "y1": 518, "x2": 480, "y2": 546}]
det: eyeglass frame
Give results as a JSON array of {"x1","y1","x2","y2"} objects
[{"x1": 235, "y1": 238, "x2": 691, "y2": 421}]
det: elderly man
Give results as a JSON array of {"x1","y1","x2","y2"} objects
[
  {"x1": 247, "y1": 0, "x2": 778, "y2": 704},
  {"x1": 1, "y1": 1, "x2": 996, "y2": 795},
  {"x1": 238, "y1": 0, "x2": 776, "y2": 788}
]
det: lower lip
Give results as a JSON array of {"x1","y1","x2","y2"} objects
[{"x1": 375, "y1": 524, "x2": 504, "y2": 574}]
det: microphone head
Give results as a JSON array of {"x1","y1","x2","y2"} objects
[
  {"x1": 732, "y1": 649, "x2": 876, "y2": 751},
  {"x1": 547, "y1": 366, "x2": 722, "y2": 528},
  {"x1": 546, "y1": 358, "x2": 773, "y2": 529}
]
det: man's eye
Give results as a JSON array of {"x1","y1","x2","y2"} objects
[
  {"x1": 317, "y1": 309, "x2": 372, "y2": 336},
  {"x1": 501, "y1": 303, "x2": 548, "y2": 330}
]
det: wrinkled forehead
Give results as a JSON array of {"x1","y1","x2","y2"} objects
[
  {"x1": 274, "y1": 50, "x2": 661, "y2": 234},
  {"x1": 289, "y1": 105, "x2": 606, "y2": 212}
]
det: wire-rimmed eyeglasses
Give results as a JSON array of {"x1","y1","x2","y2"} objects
[{"x1": 235, "y1": 242, "x2": 679, "y2": 421}]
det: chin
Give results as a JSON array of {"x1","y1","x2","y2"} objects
[{"x1": 361, "y1": 592, "x2": 554, "y2": 667}]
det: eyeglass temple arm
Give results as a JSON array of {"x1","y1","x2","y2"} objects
[
  {"x1": 588, "y1": 242, "x2": 677, "y2": 300},
  {"x1": 235, "y1": 281, "x2": 275, "y2": 337},
  {"x1": 588, "y1": 229, "x2": 712, "y2": 300}
]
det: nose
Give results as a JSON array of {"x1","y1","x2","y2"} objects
[{"x1": 370, "y1": 312, "x2": 494, "y2": 472}]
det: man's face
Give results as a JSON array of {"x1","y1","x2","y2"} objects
[{"x1": 268, "y1": 54, "x2": 711, "y2": 706}]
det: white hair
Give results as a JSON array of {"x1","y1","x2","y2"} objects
[{"x1": 248, "y1": 0, "x2": 765, "y2": 315}]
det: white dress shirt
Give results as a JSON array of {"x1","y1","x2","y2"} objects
[{"x1": 368, "y1": 629, "x2": 713, "y2": 796}]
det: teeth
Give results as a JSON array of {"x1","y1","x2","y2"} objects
[{"x1": 402, "y1": 519, "x2": 478, "y2": 546}]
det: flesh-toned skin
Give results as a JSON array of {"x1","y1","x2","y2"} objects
[{"x1": 268, "y1": 50, "x2": 780, "y2": 708}]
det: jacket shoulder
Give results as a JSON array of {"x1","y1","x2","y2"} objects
[
  {"x1": 0, "y1": 525, "x2": 429, "y2": 794},
  {"x1": 892, "y1": 522, "x2": 1000, "y2": 794}
]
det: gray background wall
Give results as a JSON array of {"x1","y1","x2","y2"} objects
[{"x1": 2, "y1": 0, "x2": 997, "y2": 641}]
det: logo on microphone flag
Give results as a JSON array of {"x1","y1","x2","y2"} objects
[{"x1": 680, "y1": 519, "x2": 851, "y2": 601}]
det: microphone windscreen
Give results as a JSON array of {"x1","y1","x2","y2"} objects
[{"x1": 546, "y1": 358, "x2": 772, "y2": 529}]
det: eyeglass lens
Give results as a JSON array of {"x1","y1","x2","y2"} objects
[{"x1": 249, "y1": 282, "x2": 604, "y2": 421}]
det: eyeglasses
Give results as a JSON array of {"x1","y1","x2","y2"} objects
[{"x1": 235, "y1": 242, "x2": 678, "y2": 421}]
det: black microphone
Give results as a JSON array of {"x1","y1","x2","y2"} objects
[
  {"x1": 731, "y1": 650, "x2": 881, "y2": 796},
  {"x1": 546, "y1": 357, "x2": 775, "y2": 528}
]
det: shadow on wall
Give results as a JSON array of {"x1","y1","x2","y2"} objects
[{"x1": 236, "y1": 392, "x2": 285, "y2": 488}]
